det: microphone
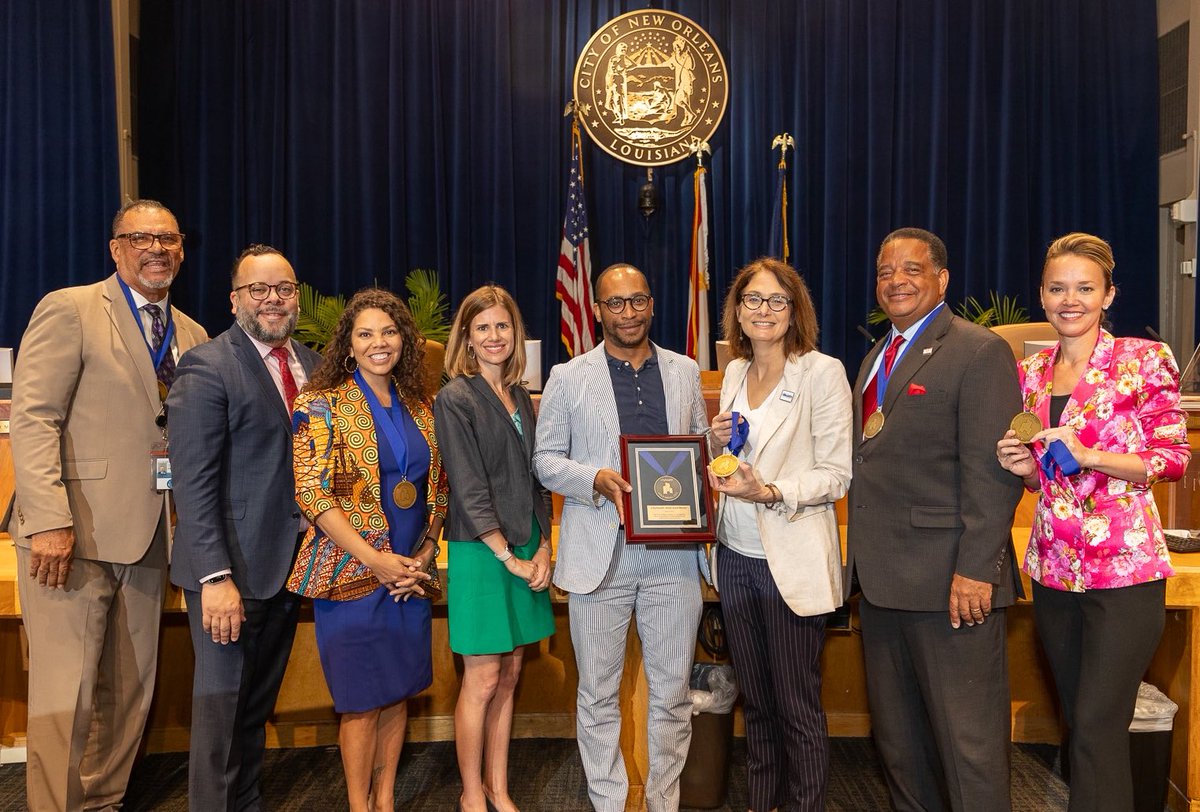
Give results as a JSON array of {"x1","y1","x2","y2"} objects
[
  {"x1": 856, "y1": 325, "x2": 877, "y2": 345},
  {"x1": 1145, "y1": 325, "x2": 1165, "y2": 343}
]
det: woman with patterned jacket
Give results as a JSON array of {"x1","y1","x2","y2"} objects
[
  {"x1": 997, "y1": 233, "x2": 1190, "y2": 811},
  {"x1": 287, "y1": 288, "x2": 448, "y2": 812}
]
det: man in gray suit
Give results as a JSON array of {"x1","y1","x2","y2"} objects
[
  {"x1": 167, "y1": 244, "x2": 322, "y2": 811},
  {"x1": 534, "y1": 264, "x2": 709, "y2": 812},
  {"x1": 845, "y1": 228, "x2": 1023, "y2": 811}
]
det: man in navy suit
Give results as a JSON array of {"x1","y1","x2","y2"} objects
[{"x1": 167, "y1": 244, "x2": 322, "y2": 811}]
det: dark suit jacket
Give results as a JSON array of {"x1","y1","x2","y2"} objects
[
  {"x1": 167, "y1": 324, "x2": 322, "y2": 598},
  {"x1": 845, "y1": 307, "x2": 1024, "y2": 611},
  {"x1": 434, "y1": 374, "x2": 552, "y2": 547}
]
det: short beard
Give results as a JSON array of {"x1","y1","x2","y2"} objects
[
  {"x1": 236, "y1": 302, "x2": 297, "y2": 344},
  {"x1": 601, "y1": 320, "x2": 649, "y2": 350},
  {"x1": 136, "y1": 273, "x2": 173, "y2": 291}
]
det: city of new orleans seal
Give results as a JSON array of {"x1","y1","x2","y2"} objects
[{"x1": 573, "y1": 10, "x2": 728, "y2": 166}]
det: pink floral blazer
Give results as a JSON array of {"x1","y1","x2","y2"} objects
[{"x1": 1019, "y1": 331, "x2": 1190, "y2": 592}]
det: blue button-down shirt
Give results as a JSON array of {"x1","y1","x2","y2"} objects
[{"x1": 606, "y1": 348, "x2": 668, "y2": 436}]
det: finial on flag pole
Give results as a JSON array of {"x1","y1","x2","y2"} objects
[
  {"x1": 686, "y1": 137, "x2": 712, "y2": 167},
  {"x1": 771, "y1": 133, "x2": 795, "y2": 166}
]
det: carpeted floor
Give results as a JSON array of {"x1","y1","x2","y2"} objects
[{"x1": 0, "y1": 737, "x2": 1068, "y2": 810}]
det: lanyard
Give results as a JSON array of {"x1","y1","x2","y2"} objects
[
  {"x1": 638, "y1": 449, "x2": 688, "y2": 477},
  {"x1": 116, "y1": 275, "x2": 175, "y2": 372},
  {"x1": 354, "y1": 370, "x2": 409, "y2": 475},
  {"x1": 876, "y1": 302, "x2": 943, "y2": 401}
]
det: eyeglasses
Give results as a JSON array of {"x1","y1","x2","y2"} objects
[
  {"x1": 740, "y1": 293, "x2": 792, "y2": 312},
  {"x1": 600, "y1": 294, "x2": 651, "y2": 313},
  {"x1": 114, "y1": 232, "x2": 185, "y2": 251},
  {"x1": 233, "y1": 282, "x2": 299, "y2": 300}
]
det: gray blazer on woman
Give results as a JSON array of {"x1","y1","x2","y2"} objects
[{"x1": 434, "y1": 374, "x2": 552, "y2": 546}]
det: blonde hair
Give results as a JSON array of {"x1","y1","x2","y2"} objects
[
  {"x1": 445, "y1": 285, "x2": 528, "y2": 386},
  {"x1": 1044, "y1": 232, "x2": 1115, "y2": 291}
]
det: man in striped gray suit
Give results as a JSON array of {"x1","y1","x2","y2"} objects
[{"x1": 535, "y1": 264, "x2": 710, "y2": 812}]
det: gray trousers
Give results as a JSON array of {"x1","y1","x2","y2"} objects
[{"x1": 567, "y1": 540, "x2": 702, "y2": 812}]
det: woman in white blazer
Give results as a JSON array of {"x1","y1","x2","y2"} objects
[{"x1": 707, "y1": 258, "x2": 852, "y2": 812}]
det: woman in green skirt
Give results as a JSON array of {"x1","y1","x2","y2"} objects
[{"x1": 435, "y1": 285, "x2": 555, "y2": 812}]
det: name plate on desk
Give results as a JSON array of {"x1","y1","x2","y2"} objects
[{"x1": 619, "y1": 434, "x2": 716, "y2": 543}]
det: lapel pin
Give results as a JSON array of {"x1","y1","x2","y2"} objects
[
  {"x1": 780, "y1": 390, "x2": 795, "y2": 403},
  {"x1": 923, "y1": 348, "x2": 933, "y2": 355}
]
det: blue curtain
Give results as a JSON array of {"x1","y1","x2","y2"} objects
[
  {"x1": 6, "y1": 1, "x2": 1157, "y2": 379},
  {"x1": 0, "y1": 0, "x2": 119, "y2": 349}
]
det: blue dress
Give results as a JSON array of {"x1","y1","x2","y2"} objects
[{"x1": 312, "y1": 399, "x2": 432, "y2": 713}]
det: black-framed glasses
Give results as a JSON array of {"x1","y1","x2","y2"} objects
[
  {"x1": 233, "y1": 282, "x2": 299, "y2": 300},
  {"x1": 740, "y1": 293, "x2": 792, "y2": 312},
  {"x1": 114, "y1": 231, "x2": 185, "y2": 251},
  {"x1": 600, "y1": 294, "x2": 651, "y2": 313}
]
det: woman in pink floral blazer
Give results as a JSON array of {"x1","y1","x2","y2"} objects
[{"x1": 997, "y1": 232, "x2": 1190, "y2": 810}]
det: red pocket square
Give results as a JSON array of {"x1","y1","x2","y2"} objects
[{"x1": 907, "y1": 383, "x2": 926, "y2": 395}]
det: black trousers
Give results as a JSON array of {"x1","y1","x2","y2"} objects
[
  {"x1": 859, "y1": 598, "x2": 1012, "y2": 812},
  {"x1": 1032, "y1": 578, "x2": 1166, "y2": 812},
  {"x1": 184, "y1": 585, "x2": 301, "y2": 812},
  {"x1": 718, "y1": 545, "x2": 828, "y2": 812}
]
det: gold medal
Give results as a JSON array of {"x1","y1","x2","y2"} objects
[
  {"x1": 393, "y1": 479, "x2": 418, "y2": 509},
  {"x1": 157, "y1": 381, "x2": 169, "y2": 402},
  {"x1": 1010, "y1": 411, "x2": 1043, "y2": 444},
  {"x1": 863, "y1": 410, "x2": 885, "y2": 438},
  {"x1": 709, "y1": 453, "x2": 739, "y2": 478}
]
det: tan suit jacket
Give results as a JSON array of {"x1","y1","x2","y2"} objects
[
  {"x1": 711, "y1": 352, "x2": 853, "y2": 616},
  {"x1": 9, "y1": 273, "x2": 208, "y2": 562}
]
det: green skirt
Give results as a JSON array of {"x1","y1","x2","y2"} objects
[{"x1": 447, "y1": 517, "x2": 555, "y2": 655}]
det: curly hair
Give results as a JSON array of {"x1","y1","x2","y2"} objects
[
  {"x1": 304, "y1": 288, "x2": 429, "y2": 403},
  {"x1": 721, "y1": 257, "x2": 819, "y2": 361},
  {"x1": 444, "y1": 284, "x2": 528, "y2": 386}
]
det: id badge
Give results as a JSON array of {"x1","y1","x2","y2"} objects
[{"x1": 151, "y1": 440, "x2": 172, "y2": 491}]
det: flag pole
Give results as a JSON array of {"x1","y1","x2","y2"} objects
[
  {"x1": 686, "y1": 137, "x2": 712, "y2": 370},
  {"x1": 769, "y1": 133, "x2": 795, "y2": 264}
]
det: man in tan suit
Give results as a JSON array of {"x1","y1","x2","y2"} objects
[{"x1": 9, "y1": 199, "x2": 208, "y2": 811}]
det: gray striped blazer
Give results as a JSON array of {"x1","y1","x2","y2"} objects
[{"x1": 534, "y1": 342, "x2": 711, "y2": 594}]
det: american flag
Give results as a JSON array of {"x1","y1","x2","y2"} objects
[
  {"x1": 556, "y1": 119, "x2": 596, "y2": 357},
  {"x1": 686, "y1": 164, "x2": 711, "y2": 368}
]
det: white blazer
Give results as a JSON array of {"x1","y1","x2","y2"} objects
[
  {"x1": 534, "y1": 342, "x2": 710, "y2": 594},
  {"x1": 713, "y1": 352, "x2": 853, "y2": 616}
]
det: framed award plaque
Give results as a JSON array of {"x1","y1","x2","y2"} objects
[{"x1": 619, "y1": 434, "x2": 716, "y2": 543}]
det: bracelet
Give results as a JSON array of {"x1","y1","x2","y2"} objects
[
  {"x1": 764, "y1": 483, "x2": 782, "y2": 507},
  {"x1": 495, "y1": 544, "x2": 514, "y2": 563}
]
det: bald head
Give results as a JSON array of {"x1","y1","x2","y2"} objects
[{"x1": 595, "y1": 263, "x2": 648, "y2": 300}]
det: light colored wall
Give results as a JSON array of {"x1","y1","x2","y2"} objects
[
  {"x1": 111, "y1": 0, "x2": 138, "y2": 202},
  {"x1": 1158, "y1": 0, "x2": 1200, "y2": 358}
]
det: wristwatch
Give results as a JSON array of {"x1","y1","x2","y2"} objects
[{"x1": 201, "y1": 573, "x2": 229, "y2": 586}]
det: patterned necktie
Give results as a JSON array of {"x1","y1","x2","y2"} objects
[
  {"x1": 861, "y1": 333, "x2": 906, "y2": 429},
  {"x1": 269, "y1": 346, "x2": 299, "y2": 411},
  {"x1": 142, "y1": 303, "x2": 176, "y2": 390}
]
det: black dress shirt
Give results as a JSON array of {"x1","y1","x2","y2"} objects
[{"x1": 606, "y1": 348, "x2": 668, "y2": 435}]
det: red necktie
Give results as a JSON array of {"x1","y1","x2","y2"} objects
[
  {"x1": 861, "y1": 333, "x2": 906, "y2": 430},
  {"x1": 269, "y1": 346, "x2": 299, "y2": 411}
]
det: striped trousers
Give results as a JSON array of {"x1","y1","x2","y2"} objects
[
  {"x1": 568, "y1": 540, "x2": 703, "y2": 812},
  {"x1": 718, "y1": 544, "x2": 829, "y2": 812}
]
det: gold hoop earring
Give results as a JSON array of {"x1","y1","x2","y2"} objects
[{"x1": 343, "y1": 354, "x2": 358, "y2": 373}]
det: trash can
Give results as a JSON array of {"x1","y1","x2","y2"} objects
[
  {"x1": 679, "y1": 662, "x2": 738, "y2": 808},
  {"x1": 1129, "y1": 681, "x2": 1177, "y2": 812}
]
